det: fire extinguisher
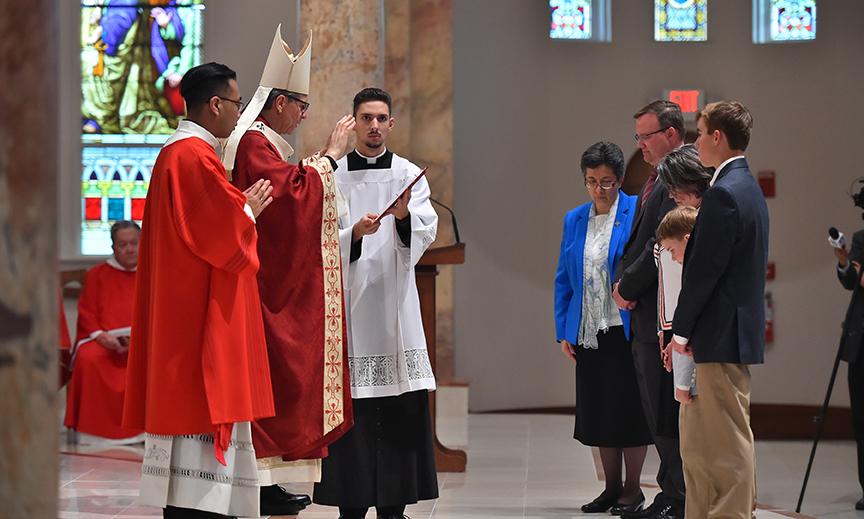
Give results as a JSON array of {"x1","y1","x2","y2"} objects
[{"x1": 764, "y1": 290, "x2": 774, "y2": 343}]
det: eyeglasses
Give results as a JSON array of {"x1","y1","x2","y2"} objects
[
  {"x1": 585, "y1": 179, "x2": 618, "y2": 190},
  {"x1": 286, "y1": 94, "x2": 310, "y2": 114},
  {"x1": 217, "y1": 96, "x2": 244, "y2": 111},
  {"x1": 634, "y1": 127, "x2": 670, "y2": 143}
]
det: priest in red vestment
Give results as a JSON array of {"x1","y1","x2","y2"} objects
[
  {"x1": 222, "y1": 26, "x2": 379, "y2": 518},
  {"x1": 64, "y1": 220, "x2": 143, "y2": 442},
  {"x1": 122, "y1": 62, "x2": 277, "y2": 519}
]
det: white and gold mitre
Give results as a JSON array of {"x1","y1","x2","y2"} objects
[{"x1": 260, "y1": 24, "x2": 311, "y2": 95}]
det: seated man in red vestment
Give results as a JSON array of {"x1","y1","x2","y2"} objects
[{"x1": 64, "y1": 220, "x2": 144, "y2": 444}]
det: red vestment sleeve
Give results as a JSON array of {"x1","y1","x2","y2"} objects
[
  {"x1": 169, "y1": 150, "x2": 259, "y2": 276},
  {"x1": 76, "y1": 267, "x2": 105, "y2": 344}
]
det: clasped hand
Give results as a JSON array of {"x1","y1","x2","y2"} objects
[{"x1": 612, "y1": 282, "x2": 636, "y2": 310}]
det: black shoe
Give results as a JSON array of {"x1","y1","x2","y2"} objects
[
  {"x1": 580, "y1": 490, "x2": 621, "y2": 513},
  {"x1": 648, "y1": 504, "x2": 677, "y2": 519},
  {"x1": 620, "y1": 500, "x2": 673, "y2": 519},
  {"x1": 260, "y1": 484, "x2": 311, "y2": 516},
  {"x1": 609, "y1": 491, "x2": 646, "y2": 515},
  {"x1": 856, "y1": 495, "x2": 864, "y2": 510}
]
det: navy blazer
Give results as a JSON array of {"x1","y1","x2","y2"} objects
[
  {"x1": 555, "y1": 192, "x2": 638, "y2": 345},
  {"x1": 672, "y1": 158, "x2": 769, "y2": 365}
]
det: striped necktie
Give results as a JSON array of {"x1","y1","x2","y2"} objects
[{"x1": 639, "y1": 171, "x2": 658, "y2": 211}]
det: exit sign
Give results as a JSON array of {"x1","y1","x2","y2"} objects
[{"x1": 662, "y1": 89, "x2": 705, "y2": 119}]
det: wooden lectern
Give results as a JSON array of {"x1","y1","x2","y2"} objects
[{"x1": 415, "y1": 243, "x2": 467, "y2": 472}]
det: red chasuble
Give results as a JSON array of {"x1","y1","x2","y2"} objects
[
  {"x1": 123, "y1": 134, "x2": 275, "y2": 437},
  {"x1": 231, "y1": 121, "x2": 352, "y2": 460},
  {"x1": 64, "y1": 262, "x2": 142, "y2": 438}
]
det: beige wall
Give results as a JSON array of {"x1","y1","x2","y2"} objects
[{"x1": 453, "y1": 0, "x2": 864, "y2": 411}]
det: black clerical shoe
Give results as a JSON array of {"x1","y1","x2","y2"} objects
[
  {"x1": 259, "y1": 484, "x2": 311, "y2": 516},
  {"x1": 609, "y1": 491, "x2": 645, "y2": 515},
  {"x1": 621, "y1": 500, "x2": 677, "y2": 519},
  {"x1": 856, "y1": 495, "x2": 864, "y2": 510},
  {"x1": 580, "y1": 490, "x2": 620, "y2": 513},
  {"x1": 639, "y1": 503, "x2": 677, "y2": 519}
]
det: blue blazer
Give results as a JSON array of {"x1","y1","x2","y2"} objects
[{"x1": 554, "y1": 192, "x2": 638, "y2": 345}]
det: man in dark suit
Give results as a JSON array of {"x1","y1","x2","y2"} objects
[
  {"x1": 835, "y1": 231, "x2": 864, "y2": 510},
  {"x1": 668, "y1": 101, "x2": 767, "y2": 518},
  {"x1": 613, "y1": 100, "x2": 683, "y2": 519}
]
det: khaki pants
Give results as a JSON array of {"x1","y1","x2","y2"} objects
[{"x1": 680, "y1": 363, "x2": 756, "y2": 518}]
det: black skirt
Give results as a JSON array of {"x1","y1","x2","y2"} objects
[
  {"x1": 313, "y1": 389, "x2": 439, "y2": 508},
  {"x1": 573, "y1": 326, "x2": 653, "y2": 447}
]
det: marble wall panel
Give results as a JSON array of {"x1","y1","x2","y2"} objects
[
  {"x1": 0, "y1": 1, "x2": 60, "y2": 516},
  {"x1": 297, "y1": 0, "x2": 383, "y2": 158}
]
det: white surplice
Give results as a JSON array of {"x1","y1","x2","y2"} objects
[{"x1": 335, "y1": 149, "x2": 438, "y2": 399}]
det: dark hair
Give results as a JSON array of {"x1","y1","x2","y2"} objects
[
  {"x1": 110, "y1": 220, "x2": 141, "y2": 245},
  {"x1": 698, "y1": 101, "x2": 753, "y2": 151},
  {"x1": 656, "y1": 144, "x2": 713, "y2": 196},
  {"x1": 179, "y1": 62, "x2": 237, "y2": 111},
  {"x1": 352, "y1": 87, "x2": 392, "y2": 116},
  {"x1": 263, "y1": 88, "x2": 297, "y2": 110},
  {"x1": 656, "y1": 205, "x2": 698, "y2": 242},
  {"x1": 634, "y1": 100, "x2": 686, "y2": 142},
  {"x1": 580, "y1": 141, "x2": 625, "y2": 181}
]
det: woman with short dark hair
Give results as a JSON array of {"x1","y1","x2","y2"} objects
[{"x1": 554, "y1": 141, "x2": 652, "y2": 514}]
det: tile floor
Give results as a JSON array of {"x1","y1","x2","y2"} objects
[{"x1": 58, "y1": 414, "x2": 864, "y2": 518}]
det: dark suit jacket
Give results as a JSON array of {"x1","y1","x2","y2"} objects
[
  {"x1": 672, "y1": 158, "x2": 769, "y2": 365},
  {"x1": 838, "y1": 230, "x2": 864, "y2": 364},
  {"x1": 616, "y1": 179, "x2": 677, "y2": 342}
]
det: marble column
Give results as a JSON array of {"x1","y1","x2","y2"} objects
[
  {"x1": 0, "y1": 1, "x2": 60, "y2": 516},
  {"x1": 405, "y1": 0, "x2": 455, "y2": 382},
  {"x1": 296, "y1": 0, "x2": 383, "y2": 157}
]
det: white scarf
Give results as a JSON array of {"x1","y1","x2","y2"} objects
[{"x1": 578, "y1": 194, "x2": 620, "y2": 349}]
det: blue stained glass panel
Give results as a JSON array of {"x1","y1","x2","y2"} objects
[
  {"x1": 550, "y1": 0, "x2": 592, "y2": 40},
  {"x1": 655, "y1": 0, "x2": 708, "y2": 42},
  {"x1": 770, "y1": 0, "x2": 816, "y2": 41}
]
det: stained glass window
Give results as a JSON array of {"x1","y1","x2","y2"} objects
[
  {"x1": 550, "y1": 0, "x2": 592, "y2": 39},
  {"x1": 655, "y1": 0, "x2": 708, "y2": 42},
  {"x1": 753, "y1": 0, "x2": 816, "y2": 43},
  {"x1": 550, "y1": 0, "x2": 610, "y2": 41},
  {"x1": 80, "y1": 0, "x2": 204, "y2": 255}
]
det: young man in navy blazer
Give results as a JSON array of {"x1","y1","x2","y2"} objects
[{"x1": 668, "y1": 101, "x2": 768, "y2": 518}]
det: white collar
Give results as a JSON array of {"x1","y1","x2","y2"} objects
[
  {"x1": 165, "y1": 119, "x2": 222, "y2": 153},
  {"x1": 107, "y1": 257, "x2": 137, "y2": 272},
  {"x1": 710, "y1": 155, "x2": 746, "y2": 186},
  {"x1": 356, "y1": 148, "x2": 388, "y2": 164}
]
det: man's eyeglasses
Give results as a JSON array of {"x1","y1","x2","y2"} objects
[
  {"x1": 633, "y1": 127, "x2": 670, "y2": 143},
  {"x1": 585, "y1": 179, "x2": 618, "y2": 190},
  {"x1": 217, "y1": 96, "x2": 244, "y2": 111},
  {"x1": 286, "y1": 94, "x2": 310, "y2": 114}
]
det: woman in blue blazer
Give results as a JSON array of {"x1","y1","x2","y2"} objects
[{"x1": 554, "y1": 142, "x2": 652, "y2": 514}]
